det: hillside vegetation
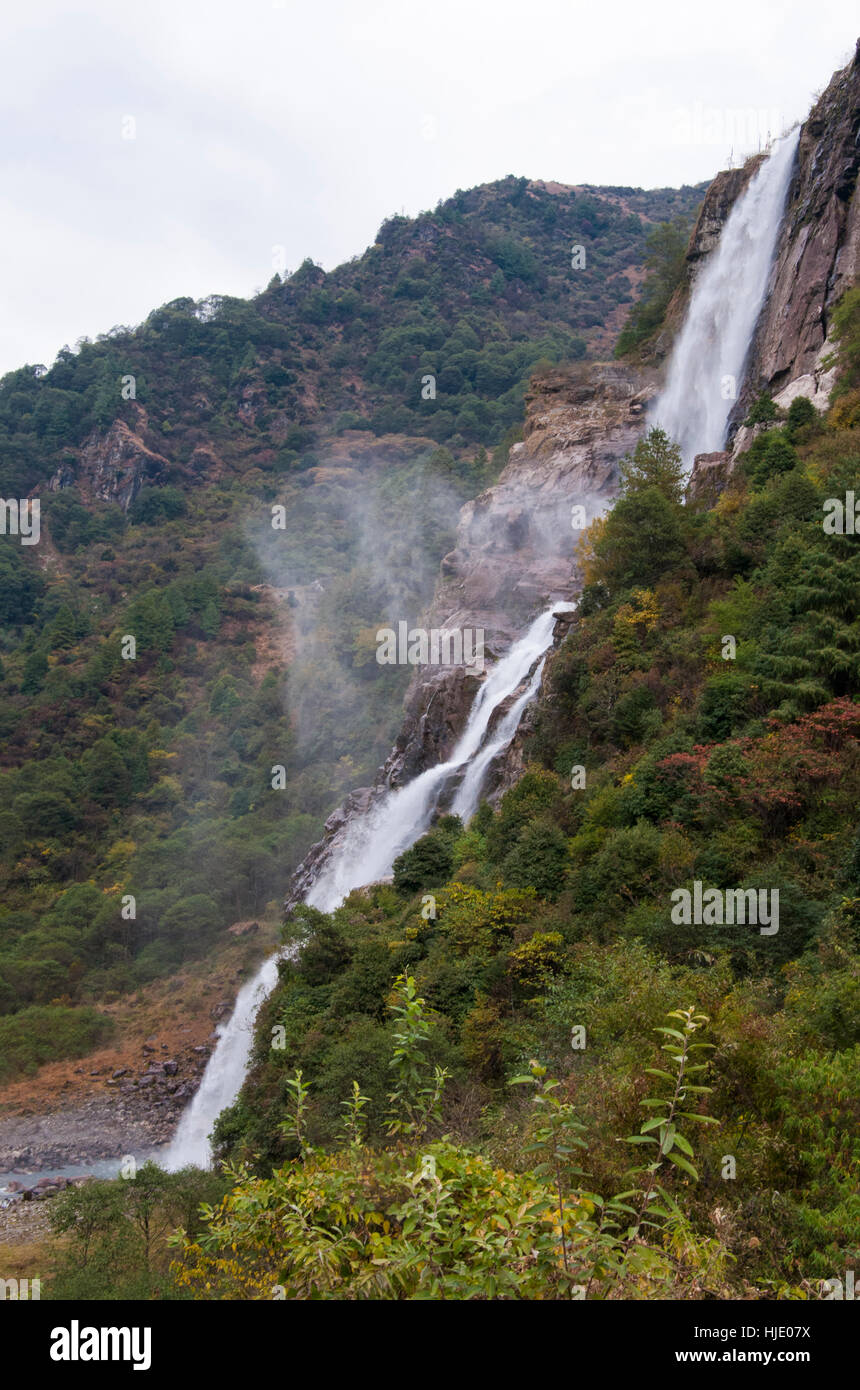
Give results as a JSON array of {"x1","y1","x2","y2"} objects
[
  {"x1": 0, "y1": 178, "x2": 704, "y2": 1072},
  {"x1": 186, "y1": 296, "x2": 860, "y2": 1300}
]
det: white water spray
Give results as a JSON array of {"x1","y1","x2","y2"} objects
[
  {"x1": 159, "y1": 603, "x2": 571, "y2": 1167},
  {"x1": 651, "y1": 128, "x2": 799, "y2": 466}
]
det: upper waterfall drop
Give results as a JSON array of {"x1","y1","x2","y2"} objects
[{"x1": 650, "y1": 128, "x2": 800, "y2": 467}]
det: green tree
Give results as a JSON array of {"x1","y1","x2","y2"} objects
[
  {"x1": 593, "y1": 486, "x2": 687, "y2": 589},
  {"x1": 618, "y1": 427, "x2": 685, "y2": 504},
  {"x1": 615, "y1": 217, "x2": 690, "y2": 354}
]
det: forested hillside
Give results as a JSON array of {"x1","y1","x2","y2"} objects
[
  {"x1": 181, "y1": 292, "x2": 860, "y2": 1300},
  {"x1": 0, "y1": 176, "x2": 704, "y2": 1075}
]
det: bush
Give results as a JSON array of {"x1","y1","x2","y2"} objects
[
  {"x1": 129, "y1": 486, "x2": 188, "y2": 526},
  {"x1": 503, "y1": 822, "x2": 569, "y2": 897},
  {"x1": 393, "y1": 828, "x2": 455, "y2": 895}
]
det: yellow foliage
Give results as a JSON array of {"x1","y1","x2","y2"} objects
[{"x1": 575, "y1": 514, "x2": 607, "y2": 586}]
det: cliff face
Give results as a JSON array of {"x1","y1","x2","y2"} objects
[
  {"x1": 732, "y1": 40, "x2": 860, "y2": 435},
  {"x1": 387, "y1": 361, "x2": 654, "y2": 779},
  {"x1": 284, "y1": 362, "x2": 650, "y2": 908},
  {"x1": 48, "y1": 419, "x2": 173, "y2": 511},
  {"x1": 432, "y1": 363, "x2": 656, "y2": 647},
  {"x1": 285, "y1": 45, "x2": 860, "y2": 912}
]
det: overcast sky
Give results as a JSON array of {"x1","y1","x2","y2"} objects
[{"x1": 1, "y1": 0, "x2": 856, "y2": 376}]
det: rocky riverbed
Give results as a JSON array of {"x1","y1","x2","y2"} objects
[{"x1": 0, "y1": 1036, "x2": 215, "y2": 1174}]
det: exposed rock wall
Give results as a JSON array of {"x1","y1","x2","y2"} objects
[
  {"x1": 49, "y1": 418, "x2": 172, "y2": 511},
  {"x1": 284, "y1": 362, "x2": 650, "y2": 908},
  {"x1": 731, "y1": 39, "x2": 860, "y2": 435},
  {"x1": 430, "y1": 362, "x2": 655, "y2": 652}
]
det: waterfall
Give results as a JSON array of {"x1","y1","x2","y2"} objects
[
  {"x1": 160, "y1": 601, "x2": 573, "y2": 1167},
  {"x1": 158, "y1": 139, "x2": 799, "y2": 1173},
  {"x1": 307, "y1": 602, "x2": 573, "y2": 912},
  {"x1": 161, "y1": 955, "x2": 281, "y2": 1170},
  {"x1": 450, "y1": 658, "x2": 546, "y2": 824},
  {"x1": 650, "y1": 128, "x2": 799, "y2": 466}
]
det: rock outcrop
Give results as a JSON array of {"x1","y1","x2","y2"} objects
[
  {"x1": 49, "y1": 419, "x2": 172, "y2": 511},
  {"x1": 686, "y1": 451, "x2": 732, "y2": 503},
  {"x1": 428, "y1": 361, "x2": 655, "y2": 650}
]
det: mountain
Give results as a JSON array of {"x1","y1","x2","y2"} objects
[
  {"x1": 184, "y1": 45, "x2": 860, "y2": 1301},
  {"x1": 2, "y1": 37, "x2": 859, "y2": 1304},
  {"x1": 0, "y1": 175, "x2": 704, "y2": 1130}
]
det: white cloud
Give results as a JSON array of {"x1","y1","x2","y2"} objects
[{"x1": 0, "y1": 0, "x2": 856, "y2": 373}]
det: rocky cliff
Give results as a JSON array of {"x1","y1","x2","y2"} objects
[
  {"x1": 284, "y1": 361, "x2": 652, "y2": 908},
  {"x1": 730, "y1": 39, "x2": 860, "y2": 443},
  {"x1": 285, "y1": 44, "x2": 860, "y2": 912},
  {"x1": 372, "y1": 360, "x2": 656, "y2": 783}
]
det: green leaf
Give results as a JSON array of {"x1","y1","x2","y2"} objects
[
  {"x1": 673, "y1": 1133, "x2": 694, "y2": 1157},
  {"x1": 644, "y1": 1069, "x2": 675, "y2": 1082},
  {"x1": 667, "y1": 1151, "x2": 699, "y2": 1180}
]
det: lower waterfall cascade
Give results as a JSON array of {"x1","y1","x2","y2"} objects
[{"x1": 161, "y1": 601, "x2": 574, "y2": 1168}]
